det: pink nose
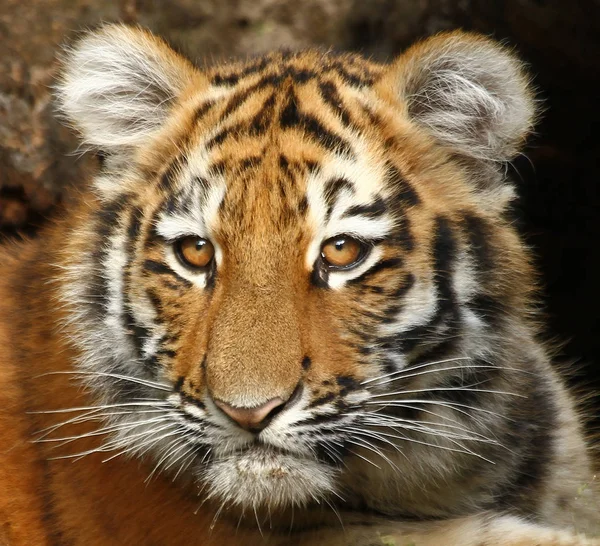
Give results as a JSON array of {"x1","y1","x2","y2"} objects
[{"x1": 214, "y1": 397, "x2": 286, "y2": 431}]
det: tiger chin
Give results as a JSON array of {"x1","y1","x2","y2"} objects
[{"x1": 0, "y1": 23, "x2": 598, "y2": 546}]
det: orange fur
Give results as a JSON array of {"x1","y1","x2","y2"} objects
[{"x1": 0, "y1": 25, "x2": 598, "y2": 545}]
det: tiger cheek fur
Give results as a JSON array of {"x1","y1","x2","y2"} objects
[{"x1": 0, "y1": 23, "x2": 598, "y2": 546}]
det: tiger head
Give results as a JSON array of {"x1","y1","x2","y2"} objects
[{"x1": 56, "y1": 25, "x2": 535, "y2": 517}]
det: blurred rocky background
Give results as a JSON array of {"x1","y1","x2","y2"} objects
[{"x1": 1, "y1": 0, "x2": 598, "y2": 423}]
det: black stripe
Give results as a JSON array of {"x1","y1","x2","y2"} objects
[
  {"x1": 249, "y1": 92, "x2": 276, "y2": 135},
  {"x1": 387, "y1": 216, "x2": 459, "y2": 354},
  {"x1": 391, "y1": 272, "x2": 415, "y2": 298},
  {"x1": 205, "y1": 123, "x2": 242, "y2": 150},
  {"x1": 362, "y1": 104, "x2": 384, "y2": 127},
  {"x1": 279, "y1": 154, "x2": 290, "y2": 171},
  {"x1": 220, "y1": 87, "x2": 256, "y2": 119},
  {"x1": 298, "y1": 195, "x2": 308, "y2": 215},
  {"x1": 390, "y1": 216, "x2": 415, "y2": 252},
  {"x1": 302, "y1": 115, "x2": 353, "y2": 156},
  {"x1": 142, "y1": 259, "x2": 193, "y2": 288},
  {"x1": 323, "y1": 177, "x2": 354, "y2": 220},
  {"x1": 406, "y1": 339, "x2": 456, "y2": 372},
  {"x1": 347, "y1": 326, "x2": 373, "y2": 344},
  {"x1": 126, "y1": 206, "x2": 143, "y2": 240},
  {"x1": 174, "y1": 376, "x2": 185, "y2": 392},
  {"x1": 358, "y1": 308, "x2": 397, "y2": 325},
  {"x1": 211, "y1": 57, "x2": 270, "y2": 86},
  {"x1": 346, "y1": 257, "x2": 403, "y2": 285},
  {"x1": 238, "y1": 155, "x2": 263, "y2": 171},
  {"x1": 302, "y1": 356, "x2": 312, "y2": 370},
  {"x1": 121, "y1": 207, "x2": 150, "y2": 361},
  {"x1": 336, "y1": 375, "x2": 360, "y2": 394},
  {"x1": 318, "y1": 80, "x2": 351, "y2": 126},
  {"x1": 295, "y1": 412, "x2": 343, "y2": 428},
  {"x1": 343, "y1": 196, "x2": 387, "y2": 218},
  {"x1": 288, "y1": 67, "x2": 313, "y2": 82},
  {"x1": 327, "y1": 60, "x2": 374, "y2": 86},
  {"x1": 468, "y1": 293, "x2": 506, "y2": 326},
  {"x1": 194, "y1": 100, "x2": 215, "y2": 123},
  {"x1": 305, "y1": 159, "x2": 320, "y2": 174},
  {"x1": 379, "y1": 357, "x2": 398, "y2": 376},
  {"x1": 432, "y1": 216, "x2": 458, "y2": 316},
  {"x1": 309, "y1": 392, "x2": 336, "y2": 408},
  {"x1": 461, "y1": 212, "x2": 494, "y2": 274},
  {"x1": 143, "y1": 354, "x2": 161, "y2": 374},
  {"x1": 87, "y1": 194, "x2": 132, "y2": 318},
  {"x1": 387, "y1": 162, "x2": 420, "y2": 208},
  {"x1": 145, "y1": 288, "x2": 163, "y2": 321},
  {"x1": 278, "y1": 178, "x2": 288, "y2": 201},
  {"x1": 280, "y1": 92, "x2": 353, "y2": 156},
  {"x1": 158, "y1": 156, "x2": 185, "y2": 191},
  {"x1": 208, "y1": 160, "x2": 226, "y2": 176}
]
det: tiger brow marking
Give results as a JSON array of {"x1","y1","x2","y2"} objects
[
  {"x1": 323, "y1": 177, "x2": 354, "y2": 221},
  {"x1": 343, "y1": 196, "x2": 388, "y2": 219}
]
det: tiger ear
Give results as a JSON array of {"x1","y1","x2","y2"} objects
[
  {"x1": 56, "y1": 24, "x2": 203, "y2": 152},
  {"x1": 385, "y1": 31, "x2": 536, "y2": 162}
]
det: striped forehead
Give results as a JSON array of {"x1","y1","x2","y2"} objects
[
  {"x1": 154, "y1": 54, "x2": 397, "y2": 268},
  {"x1": 154, "y1": 149, "x2": 397, "y2": 288}
]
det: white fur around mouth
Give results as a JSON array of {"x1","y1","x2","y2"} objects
[{"x1": 198, "y1": 445, "x2": 339, "y2": 509}]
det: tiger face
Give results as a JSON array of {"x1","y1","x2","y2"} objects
[{"x1": 56, "y1": 26, "x2": 535, "y2": 515}]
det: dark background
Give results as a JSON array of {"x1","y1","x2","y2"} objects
[{"x1": 1, "y1": 0, "x2": 598, "y2": 426}]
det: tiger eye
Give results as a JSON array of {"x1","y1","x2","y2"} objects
[
  {"x1": 176, "y1": 237, "x2": 215, "y2": 269},
  {"x1": 321, "y1": 236, "x2": 364, "y2": 268}
]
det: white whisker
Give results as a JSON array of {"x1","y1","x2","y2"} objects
[
  {"x1": 361, "y1": 357, "x2": 470, "y2": 385},
  {"x1": 369, "y1": 386, "x2": 525, "y2": 399},
  {"x1": 35, "y1": 370, "x2": 171, "y2": 392}
]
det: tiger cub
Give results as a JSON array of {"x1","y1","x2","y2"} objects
[{"x1": 0, "y1": 24, "x2": 598, "y2": 546}]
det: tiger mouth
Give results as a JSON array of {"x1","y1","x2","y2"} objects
[
  {"x1": 218, "y1": 441, "x2": 310, "y2": 465},
  {"x1": 198, "y1": 442, "x2": 339, "y2": 509}
]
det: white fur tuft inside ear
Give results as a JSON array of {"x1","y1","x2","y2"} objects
[
  {"x1": 393, "y1": 32, "x2": 535, "y2": 162},
  {"x1": 56, "y1": 25, "x2": 200, "y2": 150}
]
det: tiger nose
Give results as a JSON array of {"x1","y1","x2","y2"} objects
[{"x1": 213, "y1": 397, "x2": 286, "y2": 432}]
